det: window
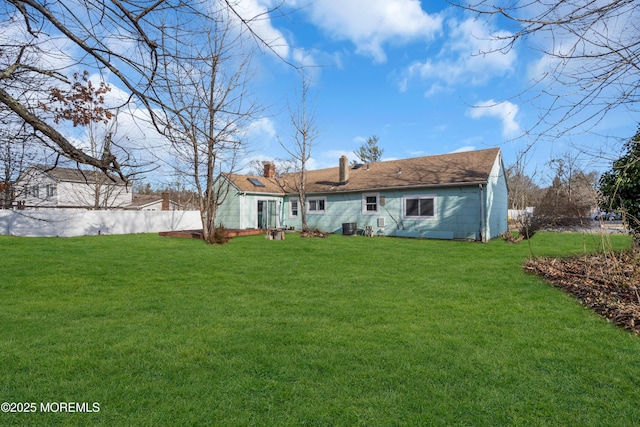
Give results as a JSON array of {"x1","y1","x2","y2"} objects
[
  {"x1": 30, "y1": 185, "x2": 39, "y2": 198},
  {"x1": 289, "y1": 198, "x2": 299, "y2": 218},
  {"x1": 307, "y1": 197, "x2": 326, "y2": 214},
  {"x1": 46, "y1": 184, "x2": 56, "y2": 198},
  {"x1": 403, "y1": 195, "x2": 436, "y2": 219},
  {"x1": 248, "y1": 178, "x2": 265, "y2": 187},
  {"x1": 362, "y1": 193, "x2": 379, "y2": 214}
]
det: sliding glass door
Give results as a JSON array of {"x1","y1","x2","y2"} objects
[{"x1": 257, "y1": 200, "x2": 277, "y2": 229}]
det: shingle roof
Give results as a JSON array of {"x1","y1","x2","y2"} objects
[
  {"x1": 224, "y1": 148, "x2": 501, "y2": 195},
  {"x1": 129, "y1": 194, "x2": 163, "y2": 207},
  {"x1": 129, "y1": 194, "x2": 180, "y2": 208},
  {"x1": 222, "y1": 174, "x2": 288, "y2": 194}
]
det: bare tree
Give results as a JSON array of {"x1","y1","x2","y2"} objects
[
  {"x1": 451, "y1": 0, "x2": 639, "y2": 139},
  {"x1": 506, "y1": 150, "x2": 541, "y2": 210},
  {"x1": 1, "y1": 0, "x2": 287, "y2": 181},
  {"x1": 536, "y1": 152, "x2": 599, "y2": 225},
  {"x1": 0, "y1": 117, "x2": 34, "y2": 208},
  {"x1": 156, "y1": 8, "x2": 260, "y2": 244},
  {"x1": 279, "y1": 76, "x2": 319, "y2": 232},
  {"x1": 80, "y1": 108, "x2": 138, "y2": 209}
]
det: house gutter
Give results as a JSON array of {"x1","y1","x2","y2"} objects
[
  {"x1": 303, "y1": 180, "x2": 489, "y2": 196},
  {"x1": 479, "y1": 183, "x2": 486, "y2": 242},
  {"x1": 247, "y1": 192, "x2": 286, "y2": 196}
]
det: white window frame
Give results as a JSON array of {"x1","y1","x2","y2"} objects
[
  {"x1": 402, "y1": 194, "x2": 437, "y2": 220},
  {"x1": 362, "y1": 192, "x2": 379, "y2": 214},
  {"x1": 289, "y1": 198, "x2": 299, "y2": 218},
  {"x1": 307, "y1": 197, "x2": 327, "y2": 214},
  {"x1": 30, "y1": 185, "x2": 40, "y2": 198}
]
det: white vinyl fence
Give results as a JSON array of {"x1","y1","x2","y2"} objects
[
  {"x1": 0, "y1": 209, "x2": 202, "y2": 237},
  {"x1": 508, "y1": 207, "x2": 535, "y2": 221}
]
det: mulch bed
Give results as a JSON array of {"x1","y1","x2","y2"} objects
[{"x1": 525, "y1": 248, "x2": 640, "y2": 333}]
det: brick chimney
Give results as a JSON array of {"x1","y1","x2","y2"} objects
[
  {"x1": 263, "y1": 162, "x2": 276, "y2": 178},
  {"x1": 339, "y1": 155, "x2": 349, "y2": 184},
  {"x1": 161, "y1": 190, "x2": 170, "y2": 211}
]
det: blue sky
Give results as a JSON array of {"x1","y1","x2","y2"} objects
[
  {"x1": 11, "y1": 0, "x2": 634, "y2": 186},
  {"x1": 235, "y1": 0, "x2": 637, "y2": 184}
]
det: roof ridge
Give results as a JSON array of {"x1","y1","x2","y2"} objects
[{"x1": 28, "y1": 164, "x2": 127, "y2": 185}]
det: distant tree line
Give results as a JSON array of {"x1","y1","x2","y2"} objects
[
  {"x1": 507, "y1": 127, "x2": 640, "y2": 242},
  {"x1": 506, "y1": 152, "x2": 599, "y2": 238},
  {"x1": 132, "y1": 180, "x2": 198, "y2": 211}
]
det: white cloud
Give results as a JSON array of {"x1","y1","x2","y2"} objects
[
  {"x1": 305, "y1": 157, "x2": 320, "y2": 171},
  {"x1": 0, "y1": 18, "x2": 78, "y2": 80},
  {"x1": 398, "y1": 78, "x2": 409, "y2": 94},
  {"x1": 451, "y1": 145, "x2": 476, "y2": 153},
  {"x1": 247, "y1": 117, "x2": 277, "y2": 142},
  {"x1": 467, "y1": 100, "x2": 521, "y2": 138},
  {"x1": 244, "y1": 116, "x2": 278, "y2": 158},
  {"x1": 424, "y1": 83, "x2": 446, "y2": 98},
  {"x1": 322, "y1": 149, "x2": 356, "y2": 166},
  {"x1": 229, "y1": 0, "x2": 291, "y2": 59},
  {"x1": 292, "y1": 48, "x2": 317, "y2": 68},
  {"x1": 404, "y1": 17, "x2": 516, "y2": 90},
  {"x1": 405, "y1": 149, "x2": 428, "y2": 157},
  {"x1": 306, "y1": 0, "x2": 442, "y2": 63}
]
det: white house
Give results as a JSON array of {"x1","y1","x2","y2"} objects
[{"x1": 14, "y1": 165, "x2": 132, "y2": 209}]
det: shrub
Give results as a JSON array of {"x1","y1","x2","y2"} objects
[{"x1": 211, "y1": 223, "x2": 231, "y2": 244}]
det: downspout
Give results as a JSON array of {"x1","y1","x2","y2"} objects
[
  {"x1": 239, "y1": 192, "x2": 244, "y2": 229},
  {"x1": 479, "y1": 184, "x2": 486, "y2": 242}
]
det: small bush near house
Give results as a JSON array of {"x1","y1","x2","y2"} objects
[{"x1": 211, "y1": 223, "x2": 231, "y2": 244}]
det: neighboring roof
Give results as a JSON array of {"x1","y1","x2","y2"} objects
[
  {"x1": 224, "y1": 148, "x2": 501, "y2": 195},
  {"x1": 27, "y1": 165, "x2": 127, "y2": 185},
  {"x1": 128, "y1": 194, "x2": 180, "y2": 208},
  {"x1": 129, "y1": 194, "x2": 162, "y2": 207}
]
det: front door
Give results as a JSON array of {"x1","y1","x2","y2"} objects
[{"x1": 257, "y1": 200, "x2": 277, "y2": 229}]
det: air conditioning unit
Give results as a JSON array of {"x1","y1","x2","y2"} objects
[{"x1": 377, "y1": 217, "x2": 385, "y2": 227}]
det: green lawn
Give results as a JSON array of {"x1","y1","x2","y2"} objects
[{"x1": 1, "y1": 232, "x2": 638, "y2": 426}]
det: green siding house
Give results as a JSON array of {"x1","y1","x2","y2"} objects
[{"x1": 216, "y1": 148, "x2": 508, "y2": 241}]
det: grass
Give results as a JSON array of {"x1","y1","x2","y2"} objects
[{"x1": 1, "y1": 232, "x2": 639, "y2": 426}]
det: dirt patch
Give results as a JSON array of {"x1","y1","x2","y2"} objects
[
  {"x1": 300, "y1": 229, "x2": 329, "y2": 238},
  {"x1": 525, "y1": 248, "x2": 640, "y2": 333},
  {"x1": 159, "y1": 229, "x2": 265, "y2": 239}
]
